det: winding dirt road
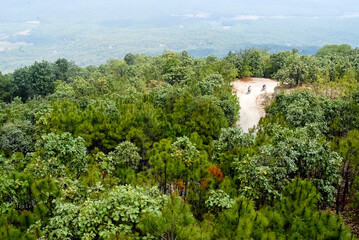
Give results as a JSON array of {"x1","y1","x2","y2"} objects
[{"x1": 232, "y1": 78, "x2": 278, "y2": 132}]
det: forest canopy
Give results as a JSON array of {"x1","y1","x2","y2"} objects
[{"x1": 0, "y1": 45, "x2": 358, "y2": 239}]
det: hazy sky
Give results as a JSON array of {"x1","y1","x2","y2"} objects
[
  {"x1": 1, "y1": 0, "x2": 359, "y2": 72},
  {"x1": 2, "y1": 0, "x2": 359, "y2": 22}
]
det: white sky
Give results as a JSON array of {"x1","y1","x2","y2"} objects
[{"x1": 1, "y1": 0, "x2": 359, "y2": 21}]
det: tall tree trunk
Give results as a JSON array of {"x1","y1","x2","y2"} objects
[
  {"x1": 341, "y1": 164, "x2": 350, "y2": 212},
  {"x1": 336, "y1": 184, "x2": 341, "y2": 214},
  {"x1": 164, "y1": 161, "x2": 167, "y2": 194},
  {"x1": 171, "y1": 223, "x2": 174, "y2": 240}
]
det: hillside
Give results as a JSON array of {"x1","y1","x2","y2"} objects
[{"x1": 0, "y1": 46, "x2": 358, "y2": 238}]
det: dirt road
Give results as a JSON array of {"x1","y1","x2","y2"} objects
[{"x1": 232, "y1": 78, "x2": 278, "y2": 132}]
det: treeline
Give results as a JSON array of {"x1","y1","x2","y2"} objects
[
  {"x1": 0, "y1": 46, "x2": 358, "y2": 239},
  {"x1": 227, "y1": 44, "x2": 359, "y2": 87}
]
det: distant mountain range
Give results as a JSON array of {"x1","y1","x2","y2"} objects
[{"x1": 1, "y1": 0, "x2": 359, "y2": 72}]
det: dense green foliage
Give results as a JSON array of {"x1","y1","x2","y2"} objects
[{"x1": 0, "y1": 46, "x2": 358, "y2": 239}]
